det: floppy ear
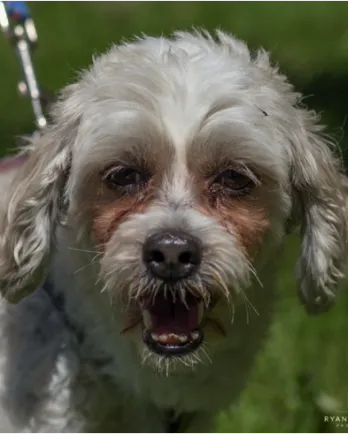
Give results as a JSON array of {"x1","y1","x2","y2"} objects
[
  {"x1": 0, "y1": 84, "x2": 81, "y2": 303},
  {"x1": 290, "y1": 109, "x2": 348, "y2": 314}
]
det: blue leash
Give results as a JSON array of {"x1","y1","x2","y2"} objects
[{"x1": 3, "y1": 1, "x2": 30, "y2": 21}]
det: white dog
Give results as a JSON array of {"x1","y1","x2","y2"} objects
[{"x1": 0, "y1": 30, "x2": 347, "y2": 432}]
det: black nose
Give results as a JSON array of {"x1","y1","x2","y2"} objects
[{"x1": 143, "y1": 231, "x2": 202, "y2": 281}]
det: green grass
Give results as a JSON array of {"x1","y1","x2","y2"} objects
[{"x1": 1, "y1": 3, "x2": 348, "y2": 432}]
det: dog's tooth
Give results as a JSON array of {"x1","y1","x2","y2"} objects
[
  {"x1": 142, "y1": 309, "x2": 152, "y2": 329},
  {"x1": 178, "y1": 334, "x2": 188, "y2": 343},
  {"x1": 191, "y1": 331, "x2": 200, "y2": 341},
  {"x1": 151, "y1": 333, "x2": 159, "y2": 342},
  {"x1": 197, "y1": 302, "x2": 204, "y2": 324},
  {"x1": 159, "y1": 334, "x2": 168, "y2": 342}
]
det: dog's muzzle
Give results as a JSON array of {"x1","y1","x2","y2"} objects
[{"x1": 140, "y1": 230, "x2": 205, "y2": 357}]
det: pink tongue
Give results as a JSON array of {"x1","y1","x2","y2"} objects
[{"x1": 148, "y1": 292, "x2": 199, "y2": 334}]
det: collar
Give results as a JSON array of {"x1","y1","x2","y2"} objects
[
  {"x1": 42, "y1": 278, "x2": 84, "y2": 344},
  {"x1": 165, "y1": 410, "x2": 183, "y2": 432},
  {"x1": 165, "y1": 409, "x2": 194, "y2": 434}
]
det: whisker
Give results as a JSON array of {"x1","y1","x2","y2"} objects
[
  {"x1": 100, "y1": 283, "x2": 108, "y2": 294},
  {"x1": 95, "y1": 274, "x2": 102, "y2": 287},
  {"x1": 201, "y1": 344, "x2": 212, "y2": 364},
  {"x1": 228, "y1": 298, "x2": 236, "y2": 325},
  {"x1": 165, "y1": 358, "x2": 170, "y2": 377},
  {"x1": 170, "y1": 286, "x2": 177, "y2": 302},
  {"x1": 241, "y1": 288, "x2": 260, "y2": 317},
  {"x1": 73, "y1": 253, "x2": 101, "y2": 275},
  {"x1": 179, "y1": 286, "x2": 189, "y2": 309},
  {"x1": 179, "y1": 357, "x2": 192, "y2": 368},
  {"x1": 141, "y1": 349, "x2": 152, "y2": 365},
  {"x1": 238, "y1": 287, "x2": 259, "y2": 325},
  {"x1": 68, "y1": 246, "x2": 99, "y2": 254},
  {"x1": 192, "y1": 352, "x2": 203, "y2": 365},
  {"x1": 243, "y1": 294, "x2": 250, "y2": 325},
  {"x1": 210, "y1": 268, "x2": 230, "y2": 303},
  {"x1": 247, "y1": 261, "x2": 263, "y2": 288}
]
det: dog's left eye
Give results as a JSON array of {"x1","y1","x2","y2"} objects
[
  {"x1": 103, "y1": 167, "x2": 148, "y2": 190},
  {"x1": 213, "y1": 169, "x2": 253, "y2": 194}
]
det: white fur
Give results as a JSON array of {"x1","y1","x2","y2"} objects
[{"x1": 0, "y1": 30, "x2": 347, "y2": 432}]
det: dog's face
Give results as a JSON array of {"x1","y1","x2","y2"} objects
[
  {"x1": 76, "y1": 105, "x2": 283, "y2": 364},
  {"x1": 64, "y1": 32, "x2": 292, "y2": 365},
  {"x1": 1, "y1": 31, "x2": 347, "y2": 369}
]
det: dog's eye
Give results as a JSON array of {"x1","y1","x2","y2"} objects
[
  {"x1": 103, "y1": 167, "x2": 148, "y2": 190},
  {"x1": 213, "y1": 169, "x2": 253, "y2": 195}
]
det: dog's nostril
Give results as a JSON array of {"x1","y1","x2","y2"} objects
[
  {"x1": 143, "y1": 231, "x2": 202, "y2": 281},
  {"x1": 151, "y1": 250, "x2": 165, "y2": 264},
  {"x1": 178, "y1": 251, "x2": 192, "y2": 264}
]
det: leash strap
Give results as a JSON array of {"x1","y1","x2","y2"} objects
[
  {"x1": 42, "y1": 278, "x2": 85, "y2": 345},
  {"x1": 166, "y1": 410, "x2": 195, "y2": 434},
  {"x1": 0, "y1": 1, "x2": 51, "y2": 129},
  {"x1": 165, "y1": 409, "x2": 184, "y2": 432}
]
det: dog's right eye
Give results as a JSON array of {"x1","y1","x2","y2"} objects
[{"x1": 103, "y1": 167, "x2": 148, "y2": 190}]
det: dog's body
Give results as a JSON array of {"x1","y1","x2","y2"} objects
[{"x1": 0, "y1": 31, "x2": 347, "y2": 432}]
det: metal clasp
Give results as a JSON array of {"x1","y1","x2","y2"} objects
[{"x1": 0, "y1": 1, "x2": 50, "y2": 129}]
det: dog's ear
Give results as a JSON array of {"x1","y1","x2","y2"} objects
[
  {"x1": 289, "y1": 109, "x2": 348, "y2": 314},
  {"x1": 0, "y1": 84, "x2": 81, "y2": 303}
]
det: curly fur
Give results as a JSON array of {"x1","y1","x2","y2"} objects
[{"x1": 0, "y1": 30, "x2": 347, "y2": 432}]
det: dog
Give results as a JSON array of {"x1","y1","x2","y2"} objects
[{"x1": 0, "y1": 29, "x2": 347, "y2": 432}]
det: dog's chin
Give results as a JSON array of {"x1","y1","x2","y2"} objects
[{"x1": 140, "y1": 291, "x2": 206, "y2": 358}]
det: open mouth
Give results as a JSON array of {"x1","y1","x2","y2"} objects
[{"x1": 140, "y1": 291, "x2": 205, "y2": 357}]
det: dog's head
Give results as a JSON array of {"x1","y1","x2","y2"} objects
[{"x1": 1, "y1": 31, "x2": 347, "y2": 367}]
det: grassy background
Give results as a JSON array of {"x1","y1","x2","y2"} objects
[{"x1": 1, "y1": 2, "x2": 348, "y2": 432}]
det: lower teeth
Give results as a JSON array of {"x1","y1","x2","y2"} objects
[
  {"x1": 190, "y1": 331, "x2": 200, "y2": 341},
  {"x1": 149, "y1": 331, "x2": 200, "y2": 344}
]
